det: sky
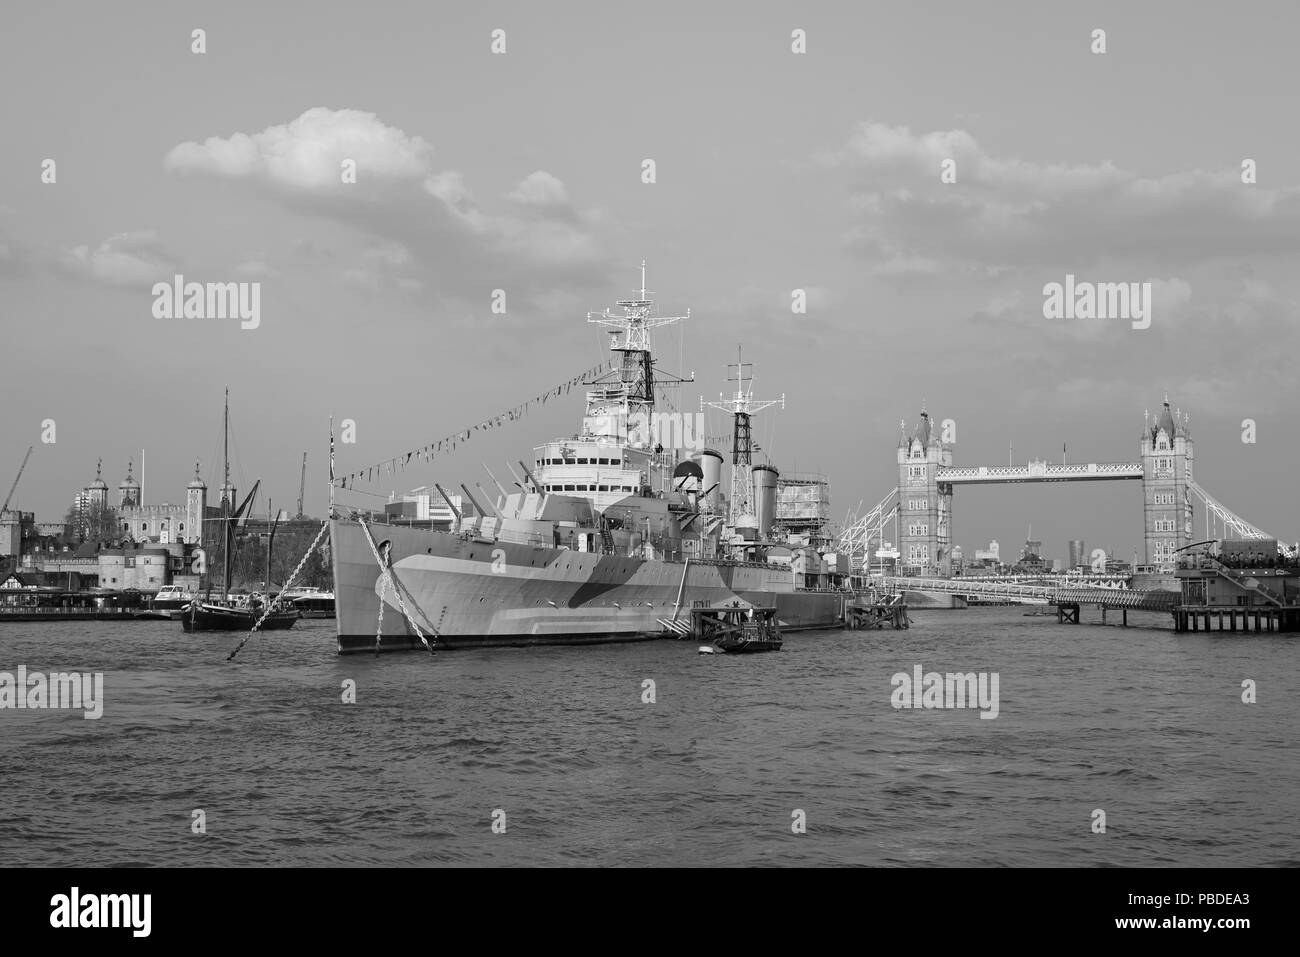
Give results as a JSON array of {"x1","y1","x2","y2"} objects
[{"x1": 2, "y1": 1, "x2": 1298, "y2": 561}]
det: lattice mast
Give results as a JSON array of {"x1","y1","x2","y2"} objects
[
  {"x1": 702, "y1": 347, "x2": 784, "y2": 527},
  {"x1": 583, "y1": 262, "x2": 693, "y2": 445}
]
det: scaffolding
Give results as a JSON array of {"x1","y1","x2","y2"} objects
[{"x1": 774, "y1": 473, "x2": 831, "y2": 545}]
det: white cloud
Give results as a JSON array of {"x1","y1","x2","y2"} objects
[
  {"x1": 340, "y1": 241, "x2": 421, "y2": 292},
  {"x1": 508, "y1": 171, "x2": 570, "y2": 208},
  {"x1": 62, "y1": 230, "x2": 177, "y2": 287},
  {"x1": 837, "y1": 122, "x2": 1300, "y2": 275},
  {"x1": 163, "y1": 108, "x2": 613, "y2": 303},
  {"x1": 164, "y1": 107, "x2": 434, "y2": 190}
]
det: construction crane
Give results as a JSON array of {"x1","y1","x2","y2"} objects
[
  {"x1": 2, "y1": 446, "x2": 33, "y2": 513},
  {"x1": 296, "y1": 451, "x2": 307, "y2": 519}
]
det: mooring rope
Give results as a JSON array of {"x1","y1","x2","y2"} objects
[
  {"x1": 357, "y1": 516, "x2": 437, "y2": 657},
  {"x1": 227, "y1": 520, "x2": 329, "y2": 661}
]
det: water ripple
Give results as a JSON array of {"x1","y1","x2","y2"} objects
[{"x1": 0, "y1": 612, "x2": 1296, "y2": 866}]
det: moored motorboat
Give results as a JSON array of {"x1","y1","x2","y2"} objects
[
  {"x1": 692, "y1": 602, "x2": 783, "y2": 653},
  {"x1": 283, "y1": 586, "x2": 335, "y2": 619},
  {"x1": 150, "y1": 584, "x2": 194, "y2": 612}
]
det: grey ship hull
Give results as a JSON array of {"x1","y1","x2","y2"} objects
[{"x1": 330, "y1": 519, "x2": 845, "y2": 652}]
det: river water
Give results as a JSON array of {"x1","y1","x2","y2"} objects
[{"x1": 1, "y1": 607, "x2": 1295, "y2": 866}]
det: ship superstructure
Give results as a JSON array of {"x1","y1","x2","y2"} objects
[{"x1": 530, "y1": 262, "x2": 695, "y2": 523}]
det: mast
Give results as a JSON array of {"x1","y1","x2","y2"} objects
[
  {"x1": 702, "y1": 347, "x2": 784, "y2": 529},
  {"x1": 265, "y1": 498, "x2": 278, "y2": 607},
  {"x1": 223, "y1": 387, "x2": 232, "y2": 600},
  {"x1": 194, "y1": 459, "x2": 209, "y2": 601},
  {"x1": 223, "y1": 387, "x2": 230, "y2": 503},
  {"x1": 584, "y1": 261, "x2": 692, "y2": 444}
]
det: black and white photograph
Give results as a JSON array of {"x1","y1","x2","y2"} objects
[{"x1": 0, "y1": 0, "x2": 1292, "y2": 935}]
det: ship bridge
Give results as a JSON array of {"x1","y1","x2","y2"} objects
[{"x1": 532, "y1": 263, "x2": 699, "y2": 517}]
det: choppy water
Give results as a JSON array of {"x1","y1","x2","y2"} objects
[{"x1": 0, "y1": 607, "x2": 1296, "y2": 867}]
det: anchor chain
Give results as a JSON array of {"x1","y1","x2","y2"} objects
[
  {"x1": 375, "y1": 555, "x2": 389, "y2": 654},
  {"x1": 358, "y1": 517, "x2": 437, "y2": 656}
]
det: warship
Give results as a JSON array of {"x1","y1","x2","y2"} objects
[{"x1": 329, "y1": 267, "x2": 853, "y2": 652}]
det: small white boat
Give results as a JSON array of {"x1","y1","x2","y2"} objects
[
  {"x1": 151, "y1": 584, "x2": 194, "y2": 611},
  {"x1": 698, "y1": 645, "x2": 717, "y2": 654}
]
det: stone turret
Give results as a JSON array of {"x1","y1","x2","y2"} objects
[
  {"x1": 119, "y1": 460, "x2": 140, "y2": 508},
  {"x1": 185, "y1": 462, "x2": 208, "y2": 547},
  {"x1": 1140, "y1": 396, "x2": 1193, "y2": 569},
  {"x1": 896, "y1": 403, "x2": 954, "y2": 576}
]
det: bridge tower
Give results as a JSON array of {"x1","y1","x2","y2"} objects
[
  {"x1": 1140, "y1": 397, "x2": 1193, "y2": 570},
  {"x1": 897, "y1": 406, "x2": 953, "y2": 576}
]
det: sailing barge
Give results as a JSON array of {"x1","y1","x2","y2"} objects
[{"x1": 182, "y1": 389, "x2": 298, "y2": 633}]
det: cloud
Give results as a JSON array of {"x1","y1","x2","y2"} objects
[
  {"x1": 340, "y1": 241, "x2": 422, "y2": 293},
  {"x1": 61, "y1": 230, "x2": 178, "y2": 287},
  {"x1": 1150, "y1": 277, "x2": 1193, "y2": 321},
  {"x1": 836, "y1": 122, "x2": 1300, "y2": 276},
  {"x1": 0, "y1": 239, "x2": 29, "y2": 277},
  {"x1": 974, "y1": 277, "x2": 1192, "y2": 331},
  {"x1": 164, "y1": 107, "x2": 434, "y2": 190},
  {"x1": 0, "y1": 223, "x2": 177, "y2": 287},
  {"x1": 508, "y1": 171, "x2": 570, "y2": 209},
  {"x1": 233, "y1": 260, "x2": 279, "y2": 279},
  {"x1": 163, "y1": 108, "x2": 613, "y2": 305},
  {"x1": 976, "y1": 273, "x2": 1300, "y2": 411},
  {"x1": 972, "y1": 288, "x2": 1025, "y2": 323}
]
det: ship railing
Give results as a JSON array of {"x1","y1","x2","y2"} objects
[
  {"x1": 493, "y1": 528, "x2": 556, "y2": 548},
  {"x1": 689, "y1": 558, "x2": 795, "y2": 570}
]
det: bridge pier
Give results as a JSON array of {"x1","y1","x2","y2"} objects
[
  {"x1": 1174, "y1": 605, "x2": 1295, "y2": 634},
  {"x1": 1057, "y1": 602, "x2": 1080, "y2": 624},
  {"x1": 845, "y1": 599, "x2": 910, "y2": 630}
]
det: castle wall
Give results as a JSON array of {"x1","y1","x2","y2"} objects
[{"x1": 117, "y1": 503, "x2": 196, "y2": 544}]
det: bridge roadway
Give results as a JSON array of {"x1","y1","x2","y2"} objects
[
  {"x1": 881, "y1": 576, "x2": 1181, "y2": 611},
  {"x1": 935, "y1": 461, "x2": 1144, "y2": 484}
]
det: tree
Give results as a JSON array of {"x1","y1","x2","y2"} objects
[
  {"x1": 65, "y1": 501, "x2": 120, "y2": 546},
  {"x1": 224, "y1": 523, "x2": 331, "y2": 591}
]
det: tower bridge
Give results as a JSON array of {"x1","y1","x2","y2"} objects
[{"x1": 841, "y1": 397, "x2": 1295, "y2": 578}]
